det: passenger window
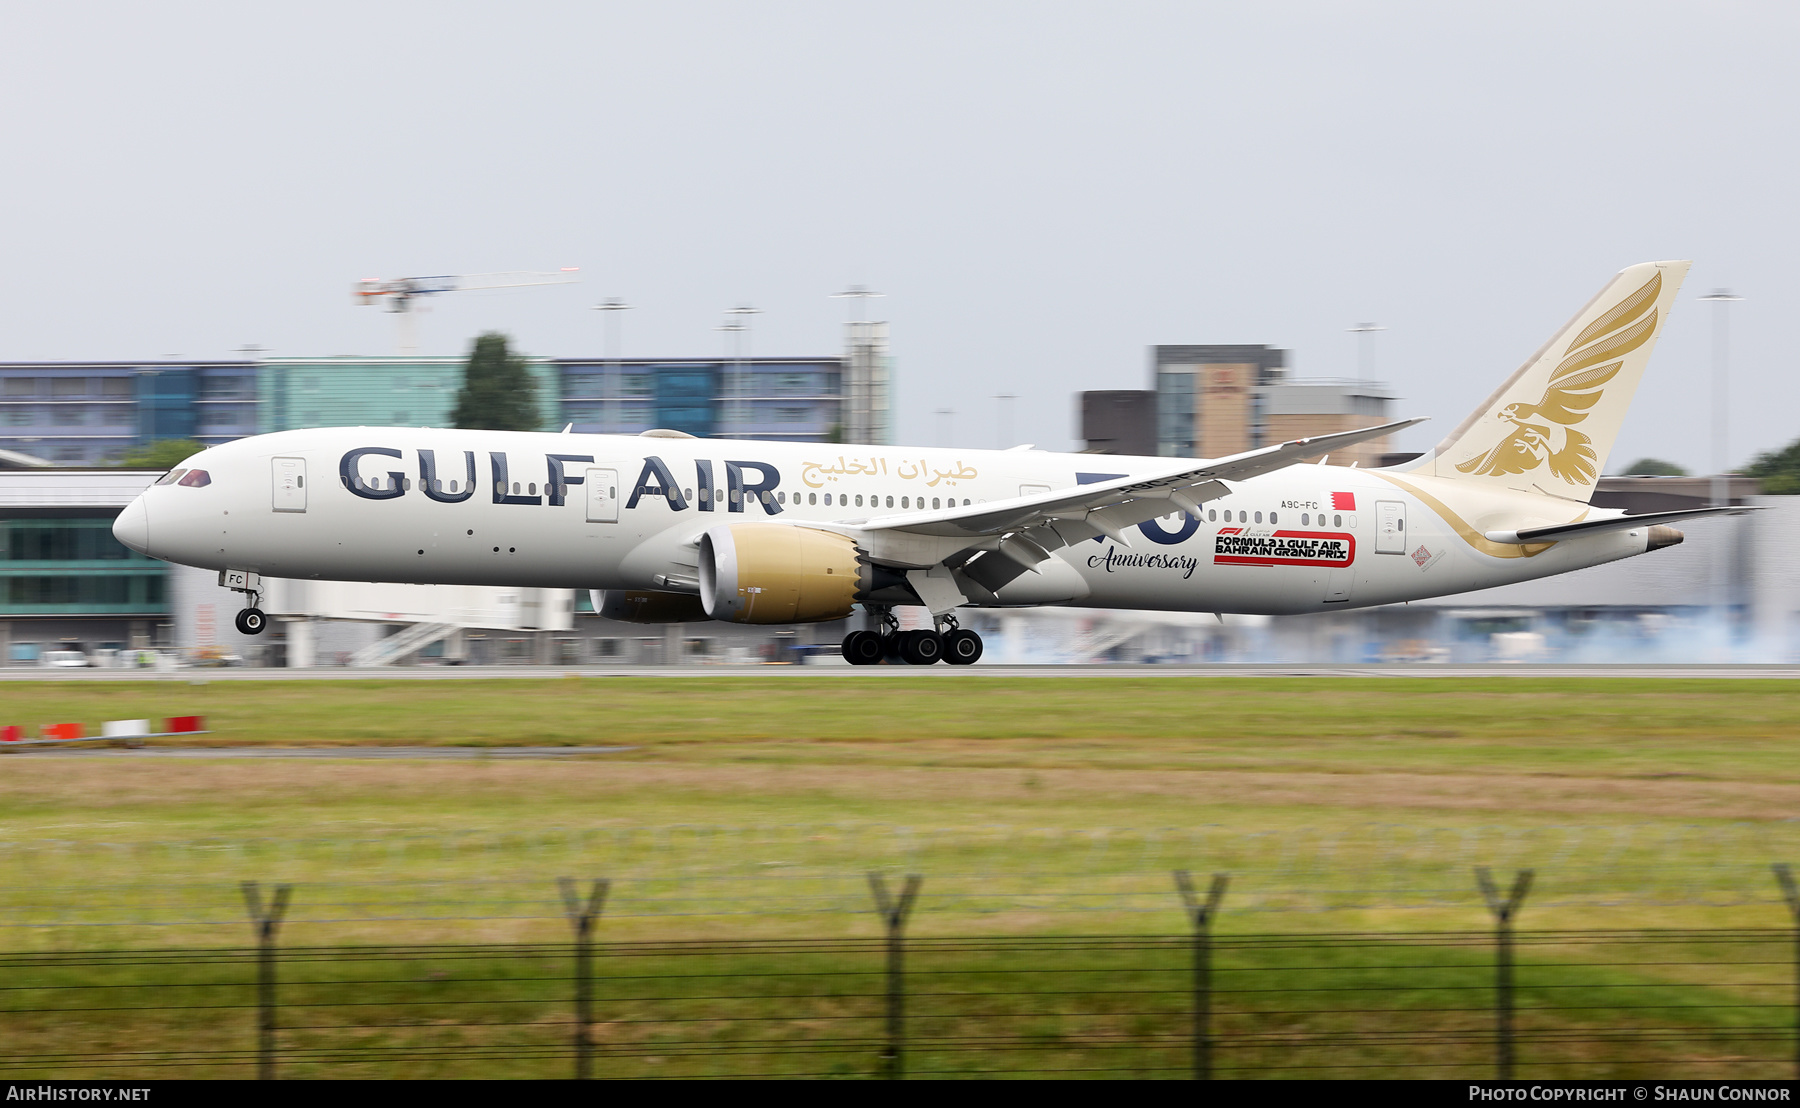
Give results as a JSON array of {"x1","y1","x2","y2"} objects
[
  {"x1": 1270, "y1": 512, "x2": 1277, "y2": 525},
  {"x1": 449, "y1": 480, "x2": 458, "y2": 494},
  {"x1": 901, "y1": 496, "x2": 909, "y2": 509},
  {"x1": 528, "y1": 483, "x2": 535, "y2": 496},
  {"x1": 1238, "y1": 511, "x2": 1246, "y2": 523},
  {"x1": 932, "y1": 498, "x2": 940, "y2": 509},
  {"x1": 809, "y1": 493, "x2": 816, "y2": 505},
  {"x1": 886, "y1": 496, "x2": 894, "y2": 508},
  {"x1": 855, "y1": 494, "x2": 863, "y2": 507},
  {"x1": 1334, "y1": 514, "x2": 1342, "y2": 527},
  {"x1": 1254, "y1": 511, "x2": 1262, "y2": 524},
  {"x1": 1301, "y1": 513, "x2": 1309, "y2": 525}
]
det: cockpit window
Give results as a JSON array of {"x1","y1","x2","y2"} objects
[
  {"x1": 155, "y1": 469, "x2": 188, "y2": 486},
  {"x1": 176, "y1": 469, "x2": 212, "y2": 488}
]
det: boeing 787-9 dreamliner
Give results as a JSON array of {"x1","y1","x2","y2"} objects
[{"x1": 115, "y1": 261, "x2": 1739, "y2": 664}]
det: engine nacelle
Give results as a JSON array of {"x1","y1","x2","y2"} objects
[
  {"x1": 698, "y1": 524, "x2": 866, "y2": 624},
  {"x1": 592, "y1": 589, "x2": 711, "y2": 624}
]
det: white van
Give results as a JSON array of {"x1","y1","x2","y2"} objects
[{"x1": 38, "y1": 650, "x2": 89, "y2": 668}]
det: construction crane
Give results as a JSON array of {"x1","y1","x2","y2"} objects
[{"x1": 354, "y1": 269, "x2": 580, "y2": 353}]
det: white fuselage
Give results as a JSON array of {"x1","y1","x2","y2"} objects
[{"x1": 118, "y1": 426, "x2": 1654, "y2": 617}]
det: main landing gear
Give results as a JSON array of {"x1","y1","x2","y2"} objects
[
  {"x1": 841, "y1": 610, "x2": 983, "y2": 666},
  {"x1": 220, "y1": 569, "x2": 267, "y2": 636}
]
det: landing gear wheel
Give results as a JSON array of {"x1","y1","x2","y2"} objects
[
  {"x1": 841, "y1": 630, "x2": 884, "y2": 666},
  {"x1": 235, "y1": 608, "x2": 267, "y2": 636},
  {"x1": 943, "y1": 628, "x2": 983, "y2": 665},
  {"x1": 898, "y1": 629, "x2": 943, "y2": 666}
]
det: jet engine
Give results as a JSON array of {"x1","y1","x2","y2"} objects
[
  {"x1": 698, "y1": 524, "x2": 868, "y2": 624},
  {"x1": 592, "y1": 589, "x2": 710, "y2": 624}
]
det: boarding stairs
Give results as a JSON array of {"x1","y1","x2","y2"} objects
[{"x1": 349, "y1": 621, "x2": 459, "y2": 668}]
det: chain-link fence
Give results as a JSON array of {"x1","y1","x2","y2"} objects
[{"x1": 2, "y1": 923, "x2": 1796, "y2": 1079}]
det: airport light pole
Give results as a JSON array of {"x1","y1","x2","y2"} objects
[
  {"x1": 720, "y1": 305, "x2": 760, "y2": 434},
  {"x1": 1348, "y1": 322, "x2": 1386, "y2": 380},
  {"x1": 994, "y1": 394, "x2": 1017, "y2": 450},
  {"x1": 592, "y1": 299, "x2": 633, "y2": 430},
  {"x1": 831, "y1": 284, "x2": 884, "y2": 323},
  {"x1": 1700, "y1": 289, "x2": 1744, "y2": 616},
  {"x1": 833, "y1": 288, "x2": 886, "y2": 446}
]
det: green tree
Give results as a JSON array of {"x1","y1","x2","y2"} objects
[
  {"x1": 1745, "y1": 435, "x2": 1800, "y2": 495},
  {"x1": 1620, "y1": 457, "x2": 1689, "y2": 477},
  {"x1": 117, "y1": 438, "x2": 207, "y2": 469},
  {"x1": 450, "y1": 332, "x2": 538, "y2": 431}
]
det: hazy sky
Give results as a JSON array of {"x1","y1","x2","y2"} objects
[{"x1": 4, "y1": 2, "x2": 1795, "y2": 471}]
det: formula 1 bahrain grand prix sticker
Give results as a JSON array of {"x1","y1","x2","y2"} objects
[{"x1": 1213, "y1": 527, "x2": 1355, "y2": 568}]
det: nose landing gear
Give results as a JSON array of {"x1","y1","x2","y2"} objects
[{"x1": 219, "y1": 569, "x2": 268, "y2": 636}]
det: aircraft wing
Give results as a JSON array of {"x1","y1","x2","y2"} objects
[
  {"x1": 856, "y1": 418, "x2": 1425, "y2": 547},
  {"x1": 1482, "y1": 505, "x2": 1762, "y2": 544}
]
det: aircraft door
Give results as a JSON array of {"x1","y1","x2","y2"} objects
[
  {"x1": 1375, "y1": 500, "x2": 1407, "y2": 554},
  {"x1": 272, "y1": 457, "x2": 306, "y2": 513},
  {"x1": 585, "y1": 468, "x2": 620, "y2": 523}
]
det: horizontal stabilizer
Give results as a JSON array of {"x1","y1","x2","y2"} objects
[{"x1": 1482, "y1": 505, "x2": 1761, "y2": 545}]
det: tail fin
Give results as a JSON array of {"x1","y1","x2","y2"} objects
[{"x1": 1399, "y1": 260, "x2": 1690, "y2": 501}]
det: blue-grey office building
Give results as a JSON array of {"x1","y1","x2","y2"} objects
[{"x1": 0, "y1": 354, "x2": 855, "y2": 465}]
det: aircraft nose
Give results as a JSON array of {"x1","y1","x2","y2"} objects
[{"x1": 113, "y1": 496, "x2": 150, "y2": 556}]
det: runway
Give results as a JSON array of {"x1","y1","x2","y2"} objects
[{"x1": 2, "y1": 663, "x2": 1797, "y2": 680}]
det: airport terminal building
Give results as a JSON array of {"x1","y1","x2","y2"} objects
[{"x1": 0, "y1": 350, "x2": 877, "y2": 467}]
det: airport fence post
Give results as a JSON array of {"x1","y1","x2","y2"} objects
[
  {"x1": 1475, "y1": 866, "x2": 1533, "y2": 1081},
  {"x1": 1173, "y1": 871, "x2": 1229, "y2": 1080},
  {"x1": 1775, "y1": 864, "x2": 1800, "y2": 1080},
  {"x1": 868, "y1": 873, "x2": 922, "y2": 1080},
  {"x1": 557, "y1": 877, "x2": 610, "y2": 1081},
  {"x1": 240, "y1": 881, "x2": 292, "y2": 1081}
]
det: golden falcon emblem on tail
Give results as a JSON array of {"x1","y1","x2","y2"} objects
[{"x1": 1457, "y1": 271, "x2": 1662, "y2": 486}]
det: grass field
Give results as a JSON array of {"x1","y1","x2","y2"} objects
[
  {"x1": 0, "y1": 676, "x2": 1796, "y2": 941},
  {"x1": 2, "y1": 675, "x2": 1796, "y2": 1078}
]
